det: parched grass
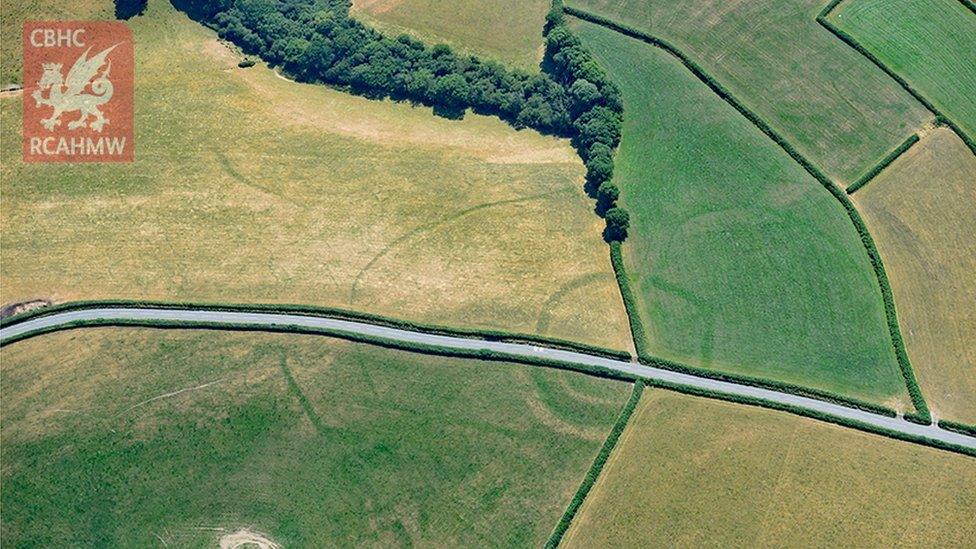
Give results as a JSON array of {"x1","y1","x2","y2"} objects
[
  {"x1": 563, "y1": 390, "x2": 976, "y2": 548},
  {"x1": 0, "y1": 0, "x2": 113, "y2": 85},
  {"x1": 830, "y1": 0, "x2": 976, "y2": 140},
  {"x1": 0, "y1": 328, "x2": 631, "y2": 546},
  {"x1": 566, "y1": 0, "x2": 929, "y2": 184},
  {"x1": 350, "y1": 0, "x2": 550, "y2": 70},
  {"x1": 854, "y1": 127, "x2": 976, "y2": 423},
  {"x1": 574, "y1": 21, "x2": 909, "y2": 405},
  {"x1": 0, "y1": 0, "x2": 632, "y2": 351}
]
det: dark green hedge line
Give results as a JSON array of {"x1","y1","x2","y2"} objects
[
  {"x1": 846, "y1": 133, "x2": 919, "y2": 194},
  {"x1": 638, "y1": 355, "x2": 897, "y2": 417},
  {"x1": 817, "y1": 2, "x2": 976, "y2": 155},
  {"x1": 0, "y1": 318, "x2": 641, "y2": 384},
  {"x1": 939, "y1": 419, "x2": 976, "y2": 438},
  {"x1": 566, "y1": 6, "x2": 932, "y2": 422},
  {"x1": 0, "y1": 299, "x2": 631, "y2": 361},
  {"x1": 903, "y1": 412, "x2": 933, "y2": 425},
  {"x1": 545, "y1": 381, "x2": 645, "y2": 548},
  {"x1": 648, "y1": 380, "x2": 976, "y2": 458},
  {"x1": 608, "y1": 242, "x2": 649, "y2": 354}
]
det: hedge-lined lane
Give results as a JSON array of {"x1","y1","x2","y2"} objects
[{"x1": 1, "y1": 306, "x2": 972, "y2": 452}]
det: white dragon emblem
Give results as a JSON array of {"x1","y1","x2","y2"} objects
[{"x1": 31, "y1": 44, "x2": 118, "y2": 132}]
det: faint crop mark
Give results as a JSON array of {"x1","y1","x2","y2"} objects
[{"x1": 349, "y1": 188, "x2": 571, "y2": 303}]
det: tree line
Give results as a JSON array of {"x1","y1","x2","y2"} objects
[{"x1": 177, "y1": 0, "x2": 630, "y2": 240}]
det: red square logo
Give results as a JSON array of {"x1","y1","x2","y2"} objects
[{"x1": 23, "y1": 21, "x2": 134, "y2": 162}]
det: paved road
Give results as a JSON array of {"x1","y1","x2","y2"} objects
[{"x1": 2, "y1": 306, "x2": 974, "y2": 450}]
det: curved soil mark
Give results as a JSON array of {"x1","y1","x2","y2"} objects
[
  {"x1": 535, "y1": 272, "x2": 607, "y2": 333},
  {"x1": 349, "y1": 188, "x2": 571, "y2": 303},
  {"x1": 215, "y1": 149, "x2": 303, "y2": 208},
  {"x1": 219, "y1": 529, "x2": 280, "y2": 549}
]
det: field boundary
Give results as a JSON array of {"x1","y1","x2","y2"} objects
[
  {"x1": 545, "y1": 381, "x2": 645, "y2": 548},
  {"x1": 0, "y1": 299, "x2": 631, "y2": 360},
  {"x1": 939, "y1": 419, "x2": 976, "y2": 438},
  {"x1": 817, "y1": 0, "x2": 976, "y2": 155},
  {"x1": 846, "y1": 133, "x2": 920, "y2": 194},
  {"x1": 564, "y1": 6, "x2": 931, "y2": 422},
  {"x1": 609, "y1": 243, "x2": 649, "y2": 352}
]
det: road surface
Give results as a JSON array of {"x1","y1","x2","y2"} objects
[{"x1": 2, "y1": 306, "x2": 973, "y2": 450}]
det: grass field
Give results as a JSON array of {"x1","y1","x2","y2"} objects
[
  {"x1": 567, "y1": 0, "x2": 930, "y2": 184},
  {"x1": 831, "y1": 0, "x2": 976, "y2": 139},
  {"x1": 563, "y1": 390, "x2": 976, "y2": 547},
  {"x1": 350, "y1": 0, "x2": 550, "y2": 70},
  {"x1": 854, "y1": 127, "x2": 976, "y2": 423},
  {"x1": 574, "y1": 21, "x2": 909, "y2": 404},
  {"x1": 0, "y1": 328, "x2": 631, "y2": 546},
  {"x1": 0, "y1": 0, "x2": 632, "y2": 351}
]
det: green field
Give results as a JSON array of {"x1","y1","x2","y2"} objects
[
  {"x1": 855, "y1": 127, "x2": 976, "y2": 423},
  {"x1": 574, "y1": 21, "x2": 909, "y2": 404},
  {"x1": 0, "y1": 328, "x2": 631, "y2": 545},
  {"x1": 831, "y1": 0, "x2": 976, "y2": 139},
  {"x1": 0, "y1": 0, "x2": 632, "y2": 351},
  {"x1": 350, "y1": 0, "x2": 550, "y2": 70},
  {"x1": 564, "y1": 390, "x2": 976, "y2": 547},
  {"x1": 567, "y1": 0, "x2": 929, "y2": 184}
]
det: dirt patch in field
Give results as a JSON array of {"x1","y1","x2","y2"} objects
[
  {"x1": 1, "y1": 299, "x2": 51, "y2": 319},
  {"x1": 218, "y1": 528, "x2": 280, "y2": 549}
]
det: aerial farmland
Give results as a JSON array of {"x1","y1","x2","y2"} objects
[{"x1": 1, "y1": 0, "x2": 973, "y2": 546}]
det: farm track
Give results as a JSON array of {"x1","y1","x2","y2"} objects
[{"x1": 2, "y1": 306, "x2": 974, "y2": 453}]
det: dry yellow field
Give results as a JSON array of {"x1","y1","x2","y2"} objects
[
  {"x1": 563, "y1": 390, "x2": 976, "y2": 547},
  {"x1": 0, "y1": 0, "x2": 631, "y2": 350},
  {"x1": 350, "y1": 0, "x2": 550, "y2": 70},
  {"x1": 854, "y1": 127, "x2": 976, "y2": 424}
]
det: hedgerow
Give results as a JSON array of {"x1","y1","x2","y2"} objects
[
  {"x1": 565, "y1": 5, "x2": 932, "y2": 423},
  {"x1": 608, "y1": 242, "x2": 649, "y2": 353},
  {"x1": 174, "y1": 0, "x2": 630, "y2": 240},
  {"x1": 545, "y1": 381, "x2": 644, "y2": 548},
  {"x1": 939, "y1": 419, "x2": 976, "y2": 438},
  {"x1": 846, "y1": 133, "x2": 919, "y2": 194}
]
